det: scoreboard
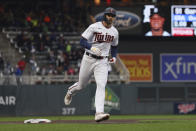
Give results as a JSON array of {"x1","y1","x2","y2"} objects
[{"x1": 171, "y1": 5, "x2": 196, "y2": 36}]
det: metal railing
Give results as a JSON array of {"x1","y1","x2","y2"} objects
[
  {"x1": 115, "y1": 55, "x2": 130, "y2": 83},
  {"x1": 0, "y1": 74, "x2": 124, "y2": 85}
]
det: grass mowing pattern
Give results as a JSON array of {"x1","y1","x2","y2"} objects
[{"x1": 0, "y1": 115, "x2": 196, "y2": 131}]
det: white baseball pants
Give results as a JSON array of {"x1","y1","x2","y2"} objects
[{"x1": 67, "y1": 53, "x2": 109, "y2": 113}]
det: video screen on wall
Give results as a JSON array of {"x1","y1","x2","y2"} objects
[
  {"x1": 142, "y1": 5, "x2": 196, "y2": 37},
  {"x1": 93, "y1": 5, "x2": 196, "y2": 37},
  {"x1": 171, "y1": 5, "x2": 196, "y2": 36},
  {"x1": 142, "y1": 5, "x2": 171, "y2": 37}
]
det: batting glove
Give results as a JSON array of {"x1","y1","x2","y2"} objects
[
  {"x1": 109, "y1": 57, "x2": 116, "y2": 64},
  {"x1": 90, "y1": 47, "x2": 101, "y2": 56}
]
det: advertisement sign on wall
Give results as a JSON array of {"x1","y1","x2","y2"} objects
[
  {"x1": 0, "y1": 86, "x2": 16, "y2": 116},
  {"x1": 95, "y1": 11, "x2": 141, "y2": 31},
  {"x1": 119, "y1": 53, "x2": 153, "y2": 82},
  {"x1": 91, "y1": 86, "x2": 120, "y2": 114},
  {"x1": 161, "y1": 54, "x2": 196, "y2": 82},
  {"x1": 174, "y1": 103, "x2": 196, "y2": 114}
]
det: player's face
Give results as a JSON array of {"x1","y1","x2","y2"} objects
[
  {"x1": 150, "y1": 14, "x2": 165, "y2": 30},
  {"x1": 105, "y1": 13, "x2": 116, "y2": 25}
]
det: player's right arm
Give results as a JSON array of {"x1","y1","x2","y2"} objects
[
  {"x1": 80, "y1": 37, "x2": 101, "y2": 56},
  {"x1": 80, "y1": 24, "x2": 101, "y2": 56},
  {"x1": 80, "y1": 37, "x2": 92, "y2": 50}
]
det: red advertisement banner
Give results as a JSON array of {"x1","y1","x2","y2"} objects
[{"x1": 119, "y1": 54, "x2": 153, "y2": 82}]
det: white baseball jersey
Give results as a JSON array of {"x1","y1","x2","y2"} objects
[{"x1": 82, "y1": 21, "x2": 119, "y2": 56}]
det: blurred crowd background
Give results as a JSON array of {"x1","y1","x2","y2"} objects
[{"x1": 0, "y1": 0, "x2": 195, "y2": 85}]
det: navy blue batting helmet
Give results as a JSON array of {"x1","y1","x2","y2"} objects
[{"x1": 104, "y1": 7, "x2": 116, "y2": 17}]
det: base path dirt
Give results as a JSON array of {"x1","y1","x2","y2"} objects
[
  {"x1": 0, "y1": 119, "x2": 138, "y2": 124},
  {"x1": 1, "y1": 118, "x2": 196, "y2": 124},
  {"x1": 53, "y1": 119, "x2": 139, "y2": 124}
]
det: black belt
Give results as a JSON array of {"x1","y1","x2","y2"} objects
[{"x1": 86, "y1": 52, "x2": 108, "y2": 59}]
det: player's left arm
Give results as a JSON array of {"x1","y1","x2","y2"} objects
[
  {"x1": 109, "y1": 30, "x2": 119, "y2": 63},
  {"x1": 109, "y1": 45, "x2": 118, "y2": 63},
  {"x1": 111, "y1": 45, "x2": 118, "y2": 58}
]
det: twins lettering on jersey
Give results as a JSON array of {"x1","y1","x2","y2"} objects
[{"x1": 94, "y1": 32, "x2": 114, "y2": 43}]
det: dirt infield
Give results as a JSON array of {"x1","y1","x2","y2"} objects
[
  {"x1": 0, "y1": 119, "x2": 138, "y2": 124},
  {"x1": 53, "y1": 119, "x2": 139, "y2": 124},
  {"x1": 1, "y1": 118, "x2": 196, "y2": 124}
]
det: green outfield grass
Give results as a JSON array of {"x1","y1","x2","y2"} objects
[{"x1": 0, "y1": 115, "x2": 196, "y2": 131}]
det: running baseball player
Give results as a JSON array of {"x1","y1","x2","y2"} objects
[{"x1": 64, "y1": 7, "x2": 119, "y2": 122}]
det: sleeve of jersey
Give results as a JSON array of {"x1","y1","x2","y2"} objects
[
  {"x1": 81, "y1": 25, "x2": 93, "y2": 40},
  {"x1": 111, "y1": 46, "x2": 118, "y2": 58},
  {"x1": 80, "y1": 25, "x2": 94, "y2": 49},
  {"x1": 111, "y1": 30, "x2": 119, "y2": 57},
  {"x1": 80, "y1": 37, "x2": 92, "y2": 50},
  {"x1": 111, "y1": 30, "x2": 119, "y2": 46}
]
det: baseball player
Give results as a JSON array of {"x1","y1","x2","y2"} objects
[{"x1": 64, "y1": 7, "x2": 119, "y2": 122}]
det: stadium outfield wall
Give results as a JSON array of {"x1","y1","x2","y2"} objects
[{"x1": 1, "y1": 84, "x2": 196, "y2": 116}]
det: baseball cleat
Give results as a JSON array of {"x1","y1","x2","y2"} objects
[
  {"x1": 95, "y1": 113, "x2": 110, "y2": 122},
  {"x1": 64, "y1": 92, "x2": 72, "y2": 105}
]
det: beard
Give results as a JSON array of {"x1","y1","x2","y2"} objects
[{"x1": 105, "y1": 17, "x2": 113, "y2": 25}]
